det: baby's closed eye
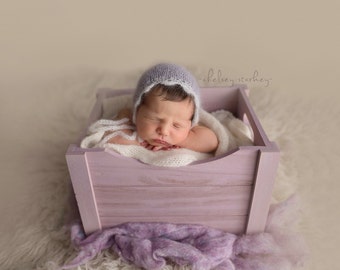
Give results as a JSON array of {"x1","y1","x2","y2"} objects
[
  {"x1": 144, "y1": 115, "x2": 159, "y2": 121},
  {"x1": 173, "y1": 123, "x2": 182, "y2": 129}
]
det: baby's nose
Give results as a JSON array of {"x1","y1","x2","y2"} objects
[{"x1": 157, "y1": 123, "x2": 170, "y2": 136}]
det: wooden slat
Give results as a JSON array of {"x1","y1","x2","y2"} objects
[
  {"x1": 95, "y1": 186, "x2": 252, "y2": 217},
  {"x1": 100, "y1": 215, "x2": 247, "y2": 234},
  {"x1": 86, "y1": 149, "x2": 258, "y2": 187}
]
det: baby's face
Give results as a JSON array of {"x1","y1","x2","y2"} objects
[{"x1": 135, "y1": 91, "x2": 194, "y2": 147}]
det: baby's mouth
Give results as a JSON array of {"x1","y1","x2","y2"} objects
[{"x1": 152, "y1": 139, "x2": 171, "y2": 147}]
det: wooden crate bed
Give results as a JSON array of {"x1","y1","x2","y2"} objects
[{"x1": 66, "y1": 85, "x2": 279, "y2": 235}]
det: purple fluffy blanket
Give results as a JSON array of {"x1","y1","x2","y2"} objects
[{"x1": 62, "y1": 196, "x2": 306, "y2": 270}]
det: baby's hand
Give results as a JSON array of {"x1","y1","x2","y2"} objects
[{"x1": 140, "y1": 141, "x2": 181, "y2": 151}]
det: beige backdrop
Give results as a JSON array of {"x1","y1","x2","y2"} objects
[{"x1": 1, "y1": 1, "x2": 339, "y2": 269}]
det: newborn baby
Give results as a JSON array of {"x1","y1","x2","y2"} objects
[{"x1": 104, "y1": 63, "x2": 218, "y2": 153}]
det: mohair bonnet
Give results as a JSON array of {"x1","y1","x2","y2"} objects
[{"x1": 132, "y1": 63, "x2": 200, "y2": 125}]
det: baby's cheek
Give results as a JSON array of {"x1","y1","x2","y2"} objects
[
  {"x1": 175, "y1": 130, "x2": 190, "y2": 144},
  {"x1": 137, "y1": 125, "x2": 154, "y2": 140}
]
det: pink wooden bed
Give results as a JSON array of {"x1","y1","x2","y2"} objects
[{"x1": 66, "y1": 85, "x2": 279, "y2": 235}]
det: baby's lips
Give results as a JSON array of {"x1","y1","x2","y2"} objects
[{"x1": 153, "y1": 139, "x2": 171, "y2": 147}]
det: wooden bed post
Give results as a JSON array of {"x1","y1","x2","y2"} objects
[
  {"x1": 246, "y1": 144, "x2": 280, "y2": 234},
  {"x1": 66, "y1": 145, "x2": 101, "y2": 234}
]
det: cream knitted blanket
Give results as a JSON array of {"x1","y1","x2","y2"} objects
[{"x1": 80, "y1": 95, "x2": 253, "y2": 167}]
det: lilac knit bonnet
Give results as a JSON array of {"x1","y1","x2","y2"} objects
[{"x1": 132, "y1": 63, "x2": 201, "y2": 125}]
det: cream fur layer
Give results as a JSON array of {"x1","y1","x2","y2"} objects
[{"x1": 0, "y1": 72, "x2": 338, "y2": 270}]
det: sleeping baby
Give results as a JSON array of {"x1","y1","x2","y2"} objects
[
  {"x1": 81, "y1": 63, "x2": 253, "y2": 166},
  {"x1": 101, "y1": 63, "x2": 218, "y2": 153}
]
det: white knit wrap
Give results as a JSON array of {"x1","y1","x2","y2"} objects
[{"x1": 81, "y1": 95, "x2": 254, "y2": 167}]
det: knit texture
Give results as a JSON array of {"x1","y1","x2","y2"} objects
[
  {"x1": 81, "y1": 95, "x2": 254, "y2": 167},
  {"x1": 133, "y1": 63, "x2": 201, "y2": 125}
]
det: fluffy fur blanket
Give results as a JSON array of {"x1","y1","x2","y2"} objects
[
  {"x1": 62, "y1": 196, "x2": 305, "y2": 270},
  {"x1": 80, "y1": 95, "x2": 253, "y2": 167}
]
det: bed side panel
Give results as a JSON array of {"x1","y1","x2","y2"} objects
[{"x1": 83, "y1": 148, "x2": 259, "y2": 234}]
